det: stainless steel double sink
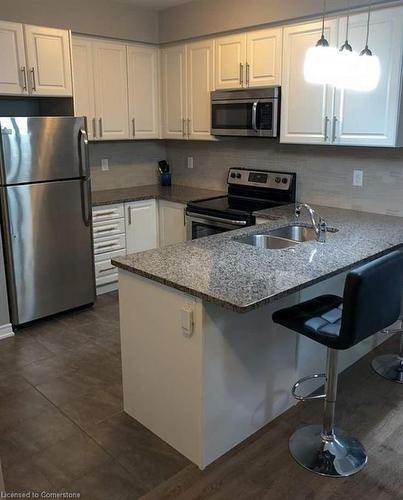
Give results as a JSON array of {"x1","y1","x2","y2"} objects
[{"x1": 234, "y1": 224, "x2": 338, "y2": 250}]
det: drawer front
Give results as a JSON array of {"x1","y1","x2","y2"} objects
[
  {"x1": 96, "y1": 272, "x2": 119, "y2": 287},
  {"x1": 93, "y1": 219, "x2": 125, "y2": 240},
  {"x1": 93, "y1": 234, "x2": 126, "y2": 255},
  {"x1": 92, "y1": 204, "x2": 124, "y2": 223},
  {"x1": 95, "y1": 258, "x2": 119, "y2": 280},
  {"x1": 94, "y1": 247, "x2": 126, "y2": 264},
  {"x1": 95, "y1": 248, "x2": 126, "y2": 287}
]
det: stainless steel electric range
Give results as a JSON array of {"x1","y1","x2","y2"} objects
[{"x1": 186, "y1": 168, "x2": 296, "y2": 240}]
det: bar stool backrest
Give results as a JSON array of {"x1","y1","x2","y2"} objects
[{"x1": 340, "y1": 249, "x2": 403, "y2": 350}]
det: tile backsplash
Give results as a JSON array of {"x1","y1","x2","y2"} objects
[
  {"x1": 90, "y1": 140, "x2": 165, "y2": 191},
  {"x1": 166, "y1": 138, "x2": 403, "y2": 216},
  {"x1": 88, "y1": 137, "x2": 403, "y2": 217}
]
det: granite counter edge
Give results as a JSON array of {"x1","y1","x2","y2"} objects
[{"x1": 111, "y1": 243, "x2": 403, "y2": 313}]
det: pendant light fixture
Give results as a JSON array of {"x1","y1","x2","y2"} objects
[
  {"x1": 304, "y1": 0, "x2": 338, "y2": 84},
  {"x1": 355, "y1": 2, "x2": 380, "y2": 91},
  {"x1": 334, "y1": 0, "x2": 360, "y2": 88}
]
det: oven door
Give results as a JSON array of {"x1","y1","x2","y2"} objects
[
  {"x1": 211, "y1": 98, "x2": 278, "y2": 137},
  {"x1": 186, "y1": 214, "x2": 248, "y2": 240}
]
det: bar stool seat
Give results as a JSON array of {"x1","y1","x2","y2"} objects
[
  {"x1": 273, "y1": 295, "x2": 343, "y2": 347},
  {"x1": 273, "y1": 249, "x2": 403, "y2": 478}
]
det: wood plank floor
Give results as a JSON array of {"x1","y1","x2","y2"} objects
[
  {"x1": 143, "y1": 333, "x2": 403, "y2": 500},
  {"x1": 0, "y1": 292, "x2": 402, "y2": 499}
]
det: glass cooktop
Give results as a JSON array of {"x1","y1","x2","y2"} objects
[{"x1": 187, "y1": 195, "x2": 281, "y2": 218}]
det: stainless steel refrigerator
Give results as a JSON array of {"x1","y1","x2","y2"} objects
[{"x1": 0, "y1": 117, "x2": 96, "y2": 326}]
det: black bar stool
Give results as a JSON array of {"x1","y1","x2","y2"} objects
[
  {"x1": 272, "y1": 249, "x2": 403, "y2": 478},
  {"x1": 371, "y1": 300, "x2": 403, "y2": 383}
]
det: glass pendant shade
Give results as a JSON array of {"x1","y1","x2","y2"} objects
[
  {"x1": 354, "y1": 52, "x2": 381, "y2": 91},
  {"x1": 304, "y1": 45, "x2": 338, "y2": 84},
  {"x1": 333, "y1": 48, "x2": 359, "y2": 88}
]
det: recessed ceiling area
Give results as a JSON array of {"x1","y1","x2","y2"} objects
[{"x1": 114, "y1": 0, "x2": 195, "y2": 10}]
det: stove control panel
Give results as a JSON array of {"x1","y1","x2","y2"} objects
[{"x1": 228, "y1": 168, "x2": 294, "y2": 191}]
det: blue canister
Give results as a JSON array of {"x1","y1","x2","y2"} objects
[{"x1": 160, "y1": 172, "x2": 172, "y2": 186}]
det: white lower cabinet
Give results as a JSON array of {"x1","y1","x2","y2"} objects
[
  {"x1": 159, "y1": 200, "x2": 186, "y2": 247},
  {"x1": 125, "y1": 199, "x2": 158, "y2": 254},
  {"x1": 93, "y1": 203, "x2": 127, "y2": 295}
]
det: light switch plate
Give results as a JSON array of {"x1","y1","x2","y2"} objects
[
  {"x1": 101, "y1": 159, "x2": 109, "y2": 171},
  {"x1": 187, "y1": 157, "x2": 194, "y2": 169}
]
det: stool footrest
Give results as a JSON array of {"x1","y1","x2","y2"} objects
[
  {"x1": 381, "y1": 328, "x2": 403, "y2": 335},
  {"x1": 292, "y1": 374, "x2": 326, "y2": 401}
]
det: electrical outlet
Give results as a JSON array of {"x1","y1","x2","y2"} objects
[
  {"x1": 353, "y1": 170, "x2": 363, "y2": 187},
  {"x1": 187, "y1": 157, "x2": 194, "y2": 169},
  {"x1": 101, "y1": 159, "x2": 109, "y2": 172}
]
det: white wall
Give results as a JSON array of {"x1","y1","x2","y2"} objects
[
  {"x1": 159, "y1": 0, "x2": 399, "y2": 43},
  {"x1": 1, "y1": 0, "x2": 159, "y2": 43}
]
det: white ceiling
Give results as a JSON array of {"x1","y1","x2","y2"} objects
[{"x1": 114, "y1": 0, "x2": 193, "y2": 10}]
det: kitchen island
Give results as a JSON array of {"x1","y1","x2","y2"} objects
[{"x1": 113, "y1": 204, "x2": 403, "y2": 469}]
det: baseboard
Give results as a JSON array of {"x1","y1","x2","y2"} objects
[{"x1": 0, "y1": 323, "x2": 14, "y2": 340}]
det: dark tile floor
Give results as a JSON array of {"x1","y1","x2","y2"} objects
[
  {"x1": 1, "y1": 293, "x2": 402, "y2": 499},
  {"x1": 0, "y1": 293, "x2": 190, "y2": 499}
]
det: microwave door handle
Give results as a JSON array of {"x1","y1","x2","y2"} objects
[{"x1": 252, "y1": 100, "x2": 259, "y2": 132}]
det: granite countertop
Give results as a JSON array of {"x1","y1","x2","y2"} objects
[
  {"x1": 112, "y1": 204, "x2": 403, "y2": 313},
  {"x1": 91, "y1": 185, "x2": 226, "y2": 206}
]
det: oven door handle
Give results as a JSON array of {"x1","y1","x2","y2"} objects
[
  {"x1": 252, "y1": 100, "x2": 259, "y2": 133},
  {"x1": 186, "y1": 212, "x2": 248, "y2": 226}
]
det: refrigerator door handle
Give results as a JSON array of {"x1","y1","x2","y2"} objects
[
  {"x1": 78, "y1": 128, "x2": 90, "y2": 179},
  {"x1": 80, "y1": 178, "x2": 92, "y2": 227}
]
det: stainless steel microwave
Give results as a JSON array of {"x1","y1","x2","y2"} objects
[{"x1": 211, "y1": 87, "x2": 280, "y2": 137}]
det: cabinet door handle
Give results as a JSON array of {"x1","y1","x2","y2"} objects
[
  {"x1": 96, "y1": 242, "x2": 116, "y2": 250},
  {"x1": 132, "y1": 118, "x2": 136, "y2": 137},
  {"x1": 239, "y1": 63, "x2": 244, "y2": 86},
  {"x1": 324, "y1": 116, "x2": 329, "y2": 142},
  {"x1": 30, "y1": 67, "x2": 36, "y2": 91},
  {"x1": 99, "y1": 118, "x2": 103, "y2": 138},
  {"x1": 99, "y1": 267, "x2": 116, "y2": 273},
  {"x1": 332, "y1": 116, "x2": 338, "y2": 142},
  {"x1": 127, "y1": 206, "x2": 132, "y2": 225},
  {"x1": 93, "y1": 210, "x2": 116, "y2": 218},
  {"x1": 92, "y1": 118, "x2": 97, "y2": 138},
  {"x1": 246, "y1": 63, "x2": 250, "y2": 87},
  {"x1": 21, "y1": 67, "x2": 27, "y2": 91},
  {"x1": 187, "y1": 118, "x2": 190, "y2": 138},
  {"x1": 182, "y1": 118, "x2": 186, "y2": 137},
  {"x1": 94, "y1": 226, "x2": 117, "y2": 234}
]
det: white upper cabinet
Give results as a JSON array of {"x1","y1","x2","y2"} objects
[
  {"x1": 187, "y1": 39, "x2": 214, "y2": 140},
  {"x1": 334, "y1": 6, "x2": 403, "y2": 147},
  {"x1": 161, "y1": 45, "x2": 187, "y2": 139},
  {"x1": 281, "y1": 20, "x2": 339, "y2": 145},
  {"x1": 215, "y1": 28, "x2": 282, "y2": 89},
  {"x1": 24, "y1": 25, "x2": 72, "y2": 96},
  {"x1": 72, "y1": 37, "x2": 96, "y2": 139},
  {"x1": 93, "y1": 40, "x2": 129, "y2": 140},
  {"x1": 215, "y1": 33, "x2": 246, "y2": 89},
  {"x1": 0, "y1": 21, "x2": 27, "y2": 95},
  {"x1": 246, "y1": 27, "x2": 282, "y2": 87},
  {"x1": 127, "y1": 45, "x2": 160, "y2": 139}
]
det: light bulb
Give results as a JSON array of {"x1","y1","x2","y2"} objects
[{"x1": 304, "y1": 45, "x2": 338, "y2": 85}]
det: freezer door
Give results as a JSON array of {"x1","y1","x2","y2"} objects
[
  {"x1": 0, "y1": 117, "x2": 88, "y2": 185},
  {"x1": 1, "y1": 179, "x2": 95, "y2": 325}
]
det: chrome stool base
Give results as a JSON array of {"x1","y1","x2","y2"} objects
[
  {"x1": 371, "y1": 354, "x2": 403, "y2": 383},
  {"x1": 289, "y1": 424, "x2": 367, "y2": 477}
]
